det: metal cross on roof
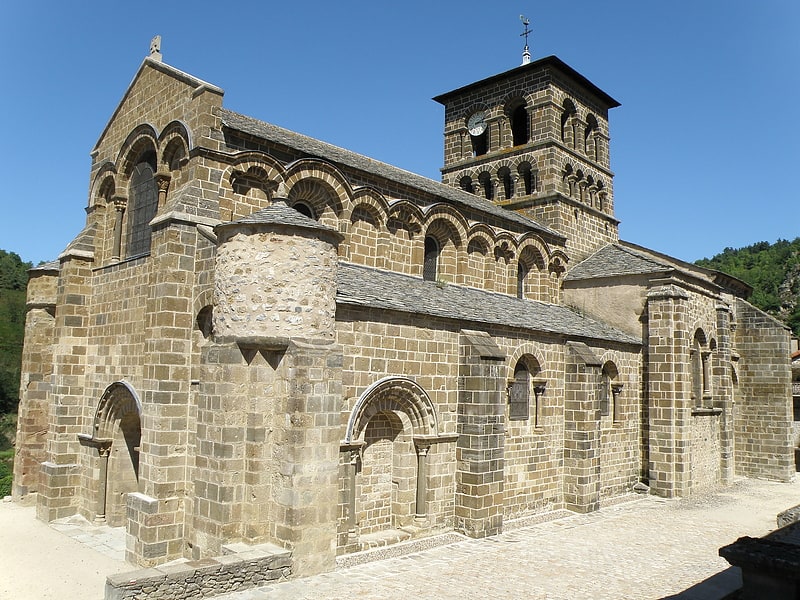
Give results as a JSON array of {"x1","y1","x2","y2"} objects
[{"x1": 519, "y1": 15, "x2": 532, "y2": 65}]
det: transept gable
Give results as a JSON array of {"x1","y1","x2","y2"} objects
[{"x1": 91, "y1": 57, "x2": 223, "y2": 164}]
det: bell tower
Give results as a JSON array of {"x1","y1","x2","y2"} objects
[{"x1": 433, "y1": 55, "x2": 621, "y2": 262}]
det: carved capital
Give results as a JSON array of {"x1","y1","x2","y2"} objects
[
  {"x1": 112, "y1": 195, "x2": 128, "y2": 212},
  {"x1": 155, "y1": 172, "x2": 171, "y2": 192}
]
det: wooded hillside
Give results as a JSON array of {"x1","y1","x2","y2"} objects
[
  {"x1": 696, "y1": 238, "x2": 800, "y2": 336},
  {"x1": 0, "y1": 250, "x2": 30, "y2": 415}
]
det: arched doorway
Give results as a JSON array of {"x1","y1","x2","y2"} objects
[
  {"x1": 92, "y1": 381, "x2": 142, "y2": 526},
  {"x1": 342, "y1": 377, "x2": 439, "y2": 545},
  {"x1": 358, "y1": 410, "x2": 416, "y2": 533}
]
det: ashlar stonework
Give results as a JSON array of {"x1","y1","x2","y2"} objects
[{"x1": 13, "y1": 46, "x2": 794, "y2": 593}]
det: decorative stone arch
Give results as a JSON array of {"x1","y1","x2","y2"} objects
[
  {"x1": 344, "y1": 376, "x2": 439, "y2": 444},
  {"x1": 116, "y1": 128, "x2": 159, "y2": 259},
  {"x1": 596, "y1": 179, "x2": 607, "y2": 212},
  {"x1": 218, "y1": 153, "x2": 284, "y2": 221},
  {"x1": 506, "y1": 346, "x2": 545, "y2": 382},
  {"x1": 158, "y1": 120, "x2": 193, "y2": 153},
  {"x1": 386, "y1": 200, "x2": 423, "y2": 239},
  {"x1": 562, "y1": 163, "x2": 576, "y2": 197},
  {"x1": 691, "y1": 327, "x2": 713, "y2": 408},
  {"x1": 93, "y1": 380, "x2": 142, "y2": 439},
  {"x1": 465, "y1": 225, "x2": 495, "y2": 289},
  {"x1": 515, "y1": 240, "x2": 548, "y2": 301},
  {"x1": 84, "y1": 381, "x2": 142, "y2": 526},
  {"x1": 194, "y1": 287, "x2": 214, "y2": 340},
  {"x1": 548, "y1": 249, "x2": 569, "y2": 302},
  {"x1": 341, "y1": 377, "x2": 442, "y2": 536},
  {"x1": 476, "y1": 170, "x2": 495, "y2": 201},
  {"x1": 489, "y1": 157, "x2": 516, "y2": 201},
  {"x1": 347, "y1": 192, "x2": 389, "y2": 268},
  {"x1": 561, "y1": 99, "x2": 578, "y2": 147},
  {"x1": 575, "y1": 169, "x2": 587, "y2": 203},
  {"x1": 422, "y1": 213, "x2": 464, "y2": 283},
  {"x1": 493, "y1": 231, "x2": 516, "y2": 266},
  {"x1": 459, "y1": 174, "x2": 475, "y2": 193},
  {"x1": 91, "y1": 162, "x2": 118, "y2": 207},
  {"x1": 422, "y1": 205, "x2": 469, "y2": 243},
  {"x1": 284, "y1": 159, "x2": 352, "y2": 226},
  {"x1": 90, "y1": 165, "x2": 120, "y2": 262},
  {"x1": 515, "y1": 160, "x2": 538, "y2": 196},
  {"x1": 158, "y1": 120, "x2": 192, "y2": 170},
  {"x1": 599, "y1": 358, "x2": 623, "y2": 421},
  {"x1": 585, "y1": 114, "x2": 600, "y2": 161},
  {"x1": 504, "y1": 95, "x2": 531, "y2": 147},
  {"x1": 116, "y1": 124, "x2": 159, "y2": 181},
  {"x1": 345, "y1": 188, "x2": 390, "y2": 225},
  {"x1": 505, "y1": 350, "x2": 545, "y2": 425}
]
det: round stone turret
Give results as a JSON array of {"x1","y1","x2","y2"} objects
[{"x1": 213, "y1": 200, "x2": 343, "y2": 343}]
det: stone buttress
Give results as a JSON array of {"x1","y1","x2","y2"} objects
[{"x1": 194, "y1": 198, "x2": 344, "y2": 575}]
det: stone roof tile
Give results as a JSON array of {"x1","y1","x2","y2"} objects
[
  {"x1": 565, "y1": 244, "x2": 671, "y2": 281},
  {"x1": 219, "y1": 109, "x2": 563, "y2": 241},
  {"x1": 337, "y1": 263, "x2": 640, "y2": 345}
]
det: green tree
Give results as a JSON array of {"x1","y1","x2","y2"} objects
[
  {"x1": 696, "y1": 237, "x2": 800, "y2": 337},
  {"x1": 0, "y1": 250, "x2": 31, "y2": 414}
]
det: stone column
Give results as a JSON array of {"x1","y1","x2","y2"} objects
[
  {"x1": 563, "y1": 341, "x2": 602, "y2": 513},
  {"x1": 155, "y1": 172, "x2": 170, "y2": 209},
  {"x1": 111, "y1": 196, "x2": 127, "y2": 260},
  {"x1": 645, "y1": 284, "x2": 691, "y2": 498},
  {"x1": 414, "y1": 442, "x2": 430, "y2": 522},
  {"x1": 455, "y1": 330, "x2": 506, "y2": 538},
  {"x1": 715, "y1": 303, "x2": 734, "y2": 484}
]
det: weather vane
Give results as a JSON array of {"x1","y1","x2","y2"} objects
[{"x1": 520, "y1": 15, "x2": 532, "y2": 65}]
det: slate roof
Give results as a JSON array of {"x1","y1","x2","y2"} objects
[
  {"x1": 337, "y1": 263, "x2": 640, "y2": 345},
  {"x1": 564, "y1": 241, "x2": 752, "y2": 299},
  {"x1": 59, "y1": 223, "x2": 97, "y2": 259},
  {"x1": 564, "y1": 244, "x2": 672, "y2": 280},
  {"x1": 219, "y1": 200, "x2": 340, "y2": 233},
  {"x1": 219, "y1": 109, "x2": 563, "y2": 241},
  {"x1": 30, "y1": 260, "x2": 59, "y2": 272}
]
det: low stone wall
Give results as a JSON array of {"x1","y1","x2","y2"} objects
[{"x1": 105, "y1": 543, "x2": 291, "y2": 600}]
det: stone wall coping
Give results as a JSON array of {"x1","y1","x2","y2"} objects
[
  {"x1": 149, "y1": 210, "x2": 221, "y2": 229},
  {"x1": 105, "y1": 542, "x2": 291, "y2": 600}
]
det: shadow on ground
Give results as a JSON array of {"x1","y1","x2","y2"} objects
[{"x1": 661, "y1": 566, "x2": 741, "y2": 600}]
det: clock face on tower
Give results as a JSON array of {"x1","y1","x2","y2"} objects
[{"x1": 467, "y1": 111, "x2": 487, "y2": 136}]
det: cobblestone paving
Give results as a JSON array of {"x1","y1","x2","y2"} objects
[
  {"x1": 5, "y1": 478, "x2": 799, "y2": 600},
  {"x1": 49, "y1": 513, "x2": 127, "y2": 561},
  {"x1": 215, "y1": 478, "x2": 800, "y2": 600}
]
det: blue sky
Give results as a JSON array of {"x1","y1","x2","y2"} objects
[{"x1": 1, "y1": 1, "x2": 798, "y2": 266}]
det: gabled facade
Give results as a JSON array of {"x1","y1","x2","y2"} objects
[{"x1": 13, "y1": 47, "x2": 794, "y2": 579}]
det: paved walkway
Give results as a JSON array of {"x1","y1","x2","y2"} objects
[{"x1": 2, "y1": 478, "x2": 800, "y2": 600}]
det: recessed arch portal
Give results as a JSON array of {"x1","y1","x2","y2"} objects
[
  {"x1": 344, "y1": 376, "x2": 439, "y2": 444},
  {"x1": 344, "y1": 377, "x2": 440, "y2": 539},
  {"x1": 92, "y1": 381, "x2": 142, "y2": 526}
]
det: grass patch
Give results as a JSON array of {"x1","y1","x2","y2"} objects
[{"x1": 0, "y1": 448, "x2": 12, "y2": 497}]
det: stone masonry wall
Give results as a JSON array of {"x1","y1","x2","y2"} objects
[
  {"x1": 13, "y1": 267, "x2": 58, "y2": 497},
  {"x1": 734, "y1": 299, "x2": 794, "y2": 481},
  {"x1": 214, "y1": 230, "x2": 338, "y2": 342}
]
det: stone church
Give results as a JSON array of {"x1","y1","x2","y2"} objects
[{"x1": 13, "y1": 40, "x2": 794, "y2": 579}]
